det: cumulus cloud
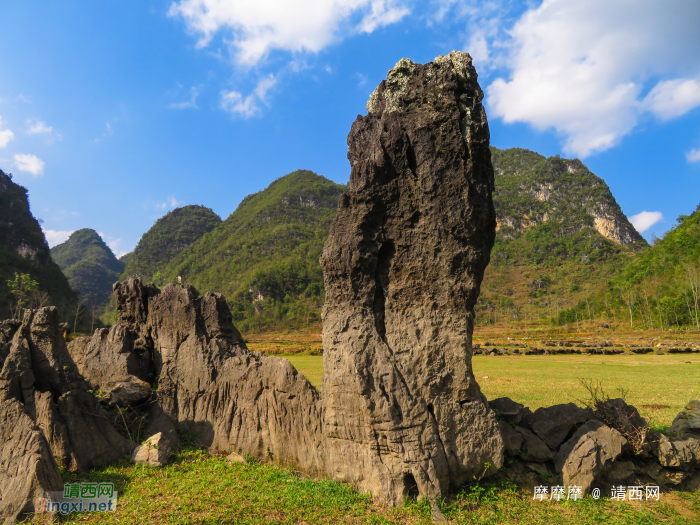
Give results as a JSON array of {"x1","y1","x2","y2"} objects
[
  {"x1": 157, "y1": 196, "x2": 184, "y2": 210},
  {"x1": 629, "y1": 211, "x2": 664, "y2": 234},
  {"x1": 14, "y1": 153, "x2": 45, "y2": 176},
  {"x1": 0, "y1": 117, "x2": 14, "y2": 148},
  {"x1": 487, "y1": 0, "x2": 700, "y2": 157},
  {"x1": 43, "y1": 229, "x2": 74, "y2": 247},
  {"x1": 169, "y1": 0, "x2": 409, "y2": 65},
  {"x1": 221, "y1": 74, "x2": 277, "y2": 117}
]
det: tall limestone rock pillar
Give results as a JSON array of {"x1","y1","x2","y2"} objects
[{"x1": 320, "y1": 51, "x2": 504, "y2": 505}]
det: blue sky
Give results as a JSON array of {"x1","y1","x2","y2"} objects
[{"x1": 0, "y1": 0, "x2": 699, "y2": 256}]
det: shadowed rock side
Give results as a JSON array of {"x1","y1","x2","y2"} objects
[
  {"x1": 320, "y1": 51, "x2": 503, "y2": 505},
  {"x1": 0, "y1": 308, "x2": 134, "y2": 523}
]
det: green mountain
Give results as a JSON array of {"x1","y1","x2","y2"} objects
[
  {"x1": 491, "y1": 147, "x2": 646, "y2": 266},
  {"x1": 158, "y1": 170, "x2": 347, "y2": 331},
  {"x1": 121, "y1": 205, "x2": 221, "y2": 282},
  {"x1": 120, "y1": 153, "x2": 658, "y2": 332},
  {"x1": 0, "y1": 169, "x2": 78, "y2": 319},
  {"x1": 51, "y1": 229, "x2": 125, "y2": 309}
]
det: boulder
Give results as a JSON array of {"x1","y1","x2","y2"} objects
[
  {"x1": 598, "y1": 398, "x2": 649, "y2": 454},
  {"x1": 106, "y1": 377, "x2": 151, "y2": 406},
  {"x1": 639, "y1": 460, "x2": 690, "y2": 487},
  {"x1": 320, "y1": 51, "x2": 503, "y2": 505},
  {"x1": 0, "y1": 399, "x2": 63, "y2": 524},
  {"x1": 489, "y1": 397, "x2": 532, "y2": 425},
  {"x1": 498, "y1": 421, "x2": 523, "y2": 455},
  {"x1": 132, "y1": 432, "x2": 173, "y2": 467},
  {"x1": 226, "y1": 451, "x2": 247, "y2": 465},
  {"x1": 529, "y1": 403, "x2": 593, "y2": 449},
  {"x1": 516, "y1": 427, "x2": 554, "y2": 463},
  {"x1": 649, "y1": 431, "x2": 700, "y2": 471},
  {"x1": 669, "y1": 400, "x2": 700, "y2": 437},
  {"x1": 554, "y1": 420, "x2": 628, "y2": 493}
]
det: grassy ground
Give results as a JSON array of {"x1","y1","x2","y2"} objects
[
  {"x1": 23, "y1": 448, "x2": 700, "y2": 525},
  {"x1": 283, "y1": 353, "x2": 700, "y2": 431},
  {"x1": 24, "y1": 330, "x2": 699, "y2": 524}
]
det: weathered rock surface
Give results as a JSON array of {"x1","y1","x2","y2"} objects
[
  {"x1": 498, "y1": 421, "x2": 523, "y2": 455},
  {"x1": 66, "y1": 323, "x2": 152, "y2": 400},
  {"x1": 320, "y1": 51, "x2": 502, "y2": 505},
  {"x1": 0, "y1": 307, "x2": 134, "y2": 472},
  {"x1": 489, "y1": 397, "x2": 532, "y2": 425},
  {"x1": 670, "y1": 400, "x2": 700, "y2": 437},
  {"x1": 0, "y1": 398, "x2": 63, "y2": 524},
  {"x1": 650, "y1": 431, "x2": 700, "y2": 471},
  {"x1": 554, "y1": 420, "x2": 628, "y2": 493},
  {"x1": 132, "y1": 432, "x2": 173, "y2": 467},
  {"x1": 226, "y1": 451, "x2": 248, "y2": 465},
  {"x1": 530, "y1": 403, "x2": 593, "y2": 449},
  {"x1": 516, "y1": 427, "x2": 554, "y2": 463}
]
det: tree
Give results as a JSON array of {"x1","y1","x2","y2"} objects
[
  {"x1": 683, "y1": 264, "x2": 700, "y2": 329},
  {"x1": 6, "y1": 273, "x2": 40, "y2": 319},
  {"x1": 616, "y1": 283, "x2": 637, "y2": 328}
]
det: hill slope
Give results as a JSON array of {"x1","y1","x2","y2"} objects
[
  {"x1": 160, "y1": 170, "x2": 347, "y2": 330},
  {"x1": 121, "y1": 205, "x2": 221, "y2": 282},
  {"x1": 51, "y1": 229, "x2": 125, "y2": 308},
  {"x1": 0, "y1": 169, "x2": 78, "y2": 319},
  {"x1": 491, "y1": 147, "x2": 646, "y2": 265}
]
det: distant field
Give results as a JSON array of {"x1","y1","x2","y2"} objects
[{"x1": 283, "y1": 353, "x2": 700, "y2": 430}]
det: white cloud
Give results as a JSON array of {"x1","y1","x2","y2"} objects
[
  {"x1": 643, "y1": 78, "x2": 700, "y2": 121},
  {"x1": 487, "y1": 0, "x2": 700, "y2": 157},
  {"x1": 629, "y1": 211, "x2": 664, "y2": 234},
  {"x1": 157, "y1": 196, "x2": 184, "y2": 210},
  {"x1": 43, "y1": 229, "x2": 74, "y2": 247},
  {"x1": 687, "y1": 146, "x2": 700, "y2": 163},
  {"x1": 14, "y1": 153, "x2": 45, "y2": 176},
  {"x1": 169, "y1": 86, "x2": 201, "y2": 109},
  {"x1": 0, "y1": 117, "x2": 14, "y2": 148},
  {"x1": 169, "y1": 0, "x2": 410, "y2": 65},
  {"x1": 221, "y1": 75, "x2": 277, "y2": 117},
  {"x1": 26, "y1": 120, "x2": 53, "y2": 134}
]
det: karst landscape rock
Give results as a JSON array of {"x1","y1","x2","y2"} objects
[{"x1": 2, "y1": 52, "x2": 700, "y2": 524}]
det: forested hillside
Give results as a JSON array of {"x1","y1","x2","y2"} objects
[
  {"x1": 51, "y1": 229, "x2": 124, "y2": 309},
  {"x1": 121, "y1": 205, "x2": 221, "y2": 282},
  {"x1": 159, "y1": 170, "x2": 346, "y2": 331},
  {"x1": 0, "y1": 169, "x2": 78, "y2": 320}
]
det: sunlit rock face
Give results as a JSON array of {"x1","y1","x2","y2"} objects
[{"x1": 320, "y1": 51, "x2": 504, "y2": 505}]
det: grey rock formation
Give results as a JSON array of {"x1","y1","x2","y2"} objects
[
  {"x1": 0, "y1": 307, "x2": 133, "y2": 471},
  {"x1": 320, "y1": 51, "x2": 502, "y2": 505},
  {"x1": 516, "y1": 428, "x2": 554, "y2": 463},
  {"x1": 0, "y1": 399, "x2": 63, "y2": 524},
  {"x1": 670, "y1": 400, "x2": 700, "y2": 437},
  {"x1": 554, "y1": 420, "x2": 628, "y2": 493},
  {"x1": 529, "y1": 403, "x2": 593, "y2": 449},
  {"x1": 67, "y1": 324, "x2": 152, "y2": 405}
]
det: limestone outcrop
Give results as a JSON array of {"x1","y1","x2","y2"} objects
[
  {"x1": 0, "y1": 307, "x2": 133, "y2": 472},
  {"x1": 320, "y1": 51, "x2": 503, "y2": 505}
]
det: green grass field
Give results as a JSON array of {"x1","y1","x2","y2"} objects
[
  {"x1": 287, "y1": 353, "x2": 700, "y2": 431},
  {"x1": 22, "y1": 352, "x2": 700, "y2": 525}
]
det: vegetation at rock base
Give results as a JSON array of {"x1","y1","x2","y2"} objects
[
  {"x1": 23, "y1": 444, "x2": 700, "y2": 524},
  {"x1": 51, "y1": 228, "x2": 125, "y2": 310},
  {"x1": 0, "y1": 169, "x2": 80, "y2": 321}
]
